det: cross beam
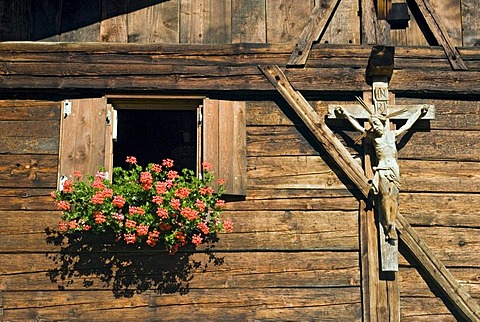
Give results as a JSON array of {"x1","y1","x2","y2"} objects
[{"x1": 259, "y1": 64, "x2": 480, "y2": 322}]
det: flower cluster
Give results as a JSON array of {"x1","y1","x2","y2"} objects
[{"x1": 52, "y1": 157, "x2": 233, "y2": 254}]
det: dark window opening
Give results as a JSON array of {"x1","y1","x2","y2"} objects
[{"x1": 113, "y1": 109, "x2": 197, "y2": 171}]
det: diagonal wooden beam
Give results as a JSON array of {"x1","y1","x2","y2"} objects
[
  {"x1": 259, "y1": 64, "x2": 480, "y2": 321},
  {"x1": 409, "y1": 0, "x2": 468, "y2": 70},
  {"x1": 287, "y1": 0, "x2": 341, "y2": 67},
  {"x1": 259, "y1": 65, "x2": 371, "y2": 194}
]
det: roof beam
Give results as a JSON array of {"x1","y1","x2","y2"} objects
[{"x1": 259, "y1": 64, "x2": 480, "y2": 322}]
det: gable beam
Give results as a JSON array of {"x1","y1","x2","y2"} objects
[
  {"x1": 259, "y1": 64, "x2": 480, "y2": 322},
  {"x1": 409, "y1": 0, "x2": 468, "y2": 70},
  {"x1": 287, "y1": 0, "x2": 341, "y2": 67}
]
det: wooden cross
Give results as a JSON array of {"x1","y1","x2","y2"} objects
[{"x1": 327, "y1": 80, "x2": 434, "y2": 272}]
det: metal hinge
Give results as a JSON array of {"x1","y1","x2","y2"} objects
[
  {"x1": 198, "y1": 109, "x2": 203, "y2": 127},
  {"x1": 106, "y1": 109, "x2": 118, "y2": 141},
  {"x1": 63, "y1": 100, "x2": 72, "y2": 118}
]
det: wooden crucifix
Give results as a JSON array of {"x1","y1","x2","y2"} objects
[{"x1": 327, "y1": 47, "x2": 435, "y2": 272}]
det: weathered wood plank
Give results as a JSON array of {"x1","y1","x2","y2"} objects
[
  {"x1": 259, "y1": 65, "x2": 371, "y2": 195},
  {"x1": 400, "y1": 267, "x2": 480, "y2": 298},
  {"x1": 287, "y1": 0, "x2": 340, "y2": 66},
  {"x1": 128, "y1": 0, "x2": 179, "y2": 43},
  {"x1": 0, "y1": 100, "x2": 59, "y2": 121},
  {"x1": 266, "y1": 0, "x2": 314, "y2": 44},
  {"x1": 246, "y1": 154, "x2": 480, "y2": 193},
  {"x1": 429, "y1": 0, "x2": 463, "y2": 47},
  {"x1": 0, "y1": 120, "x2": 58, "y2": 138},
  {"x1": 360, "y1": 0, "x2": 390, "y2": 44},
  {"x1": 398, "y1": 130, "x2": 480, "y2": 162},
  {"x1": 243, "y1": 187, "x2": 354, "y2": 200},
  {"x1": 0, "y1": 251, "x2": 360, "y2": 290},
  {"x1": 100, "y1": 0, "x2": 128, "y2": 43},
  {"x1": 2, "y1": 288, "x2": 362, "y2": 321},
  {"x1": 401, "y1": 297, "x2": 460, "y2": 321},
  {"x1": 409, "y1": 0, "x2": 467, "y2": 70},
  {"x1": 0, "y1": 155, "x2": 57, "y2": 188},
  {"x1": 461, "y1": 0, "x2": 480, "y2": 46},
  {"x1": 400, "y1": 160, "x2": 480, "y2": 192},
  {"x1": 247, "y1": 155, "x2": 350, "y2": 190},
  {"x1": 400, "y1": 193, "x2": 480, "y2": 228},
  {"x1": 231, "y1": 0, "x2": 266, "y2": 43},
  {"x1": 0, "y1": 42, "x2": 473, "y2": 67},
  {"x1": 0, "y1": 210, "x2": 359, "y2": 252},
  {"x1": 3, "y1": 63, "x2": 480, "y2": 95},
  {"x1": 229, "y1": 195, "x2": 359, "y2": 211},
  {"x1": 408, "y1": 226, "x2": 480, "y2": 267},
  {"x1": 322, "y1": 0, "x2": 359, "y2": 45},
  {"x1": 180, "y1": 0, "x2": 232, "y2": 44},
  {"x1": 396, "y1": 214, "x2": 480, "y2": 321},
  {"x1": 0, "y1": 189, "x2": 55, "y2": 210}
]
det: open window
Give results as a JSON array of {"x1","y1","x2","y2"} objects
[{"x1": 58, "y1": 96, "x2": 247, "y2": 196}]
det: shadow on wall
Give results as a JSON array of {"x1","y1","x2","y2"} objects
[{"x1": 44, "y1": 228, "x2": 224, "y2": 298}]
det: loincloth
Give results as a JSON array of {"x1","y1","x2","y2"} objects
[{"x1": 371, "y1": 166, "x2": 401, "y2": 195}]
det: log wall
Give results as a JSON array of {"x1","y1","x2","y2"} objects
[{"x1": 0, "y1": 0, "x2": 479, "y2": 320}]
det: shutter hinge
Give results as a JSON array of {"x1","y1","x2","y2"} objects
[
  {"x1": 106, "y1": 110, "x2": 118, "y2": 141},
  {"x1": 198, "y1": 110, "x2": 203, "y2": 127},
  {"x1": 63, "y1": 100, "x2": 72, "y2": 118},
  {"x1": 59, "y1": 175, "x2": 68, "y2": 191}
]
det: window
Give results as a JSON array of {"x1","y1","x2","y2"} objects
[{"x1": 58, "y1": 96, "x2": 246, "y2": 196}]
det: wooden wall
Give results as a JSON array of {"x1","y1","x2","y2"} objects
[
  {"x1": 1, "y1": 0, "x2": 479, "y2": 46},
  {"x1": 0, "y1": 0, "x2": 480, "y2": 320}
]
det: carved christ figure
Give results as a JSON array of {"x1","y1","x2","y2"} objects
[{"x1": 335, "y1": 105, "x2": 429, "y2": 241}]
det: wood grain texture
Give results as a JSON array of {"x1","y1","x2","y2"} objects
[
  {"x1": 266, "y1": 0, "x2": 314, "y2": 44},
  {"x1": 58, "y1": 98, "x2": 108, "y2": 182},
  {"x1": 461, "y1": 0, "x2": 480, "y2": 46},
  {"x1": 0, "y1": 251, "x2": 360, "y2": 290},
  {"x1": 322, "y1": 0, "x2": 359, "y2": 45},
  {"x1": 100, "y1": 0, "x2": 128, "y2": 43},
  {"x1": 409, "y1": 0, "x2": 467, "y2": 70},
  {"x1": 231, "y1": 0, "x2": 266, "y2": 43},
  {"x1": 128, "y1": 0, "x2": 179, "y2": 43},
  {"x1": 1, "y1": 43, "x2": 480, "y2": 94},
  {"x1": 180, "y1": 0, "x2": 232, "y2": 44},
  {"x1": 0, "y1": 210, "x2": 360, "y2": 252},
  {"x1": 287, "y1": 0, "x2": 340, "y2": 66},
  {"x1": 2, "y1": 288, "x2": 362, "y2": 321}
]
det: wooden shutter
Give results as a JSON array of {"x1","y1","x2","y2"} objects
[
  {"x1": 202, "y1": 99, "x2": 246, "y2": 196},
  {"x1": 57, "y1": 98, "x2": 112, "y2": 186}
]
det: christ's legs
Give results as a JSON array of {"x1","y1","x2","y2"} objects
[{"x1": 378, "y1": 176, "x2": 399, "y2": 241}]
